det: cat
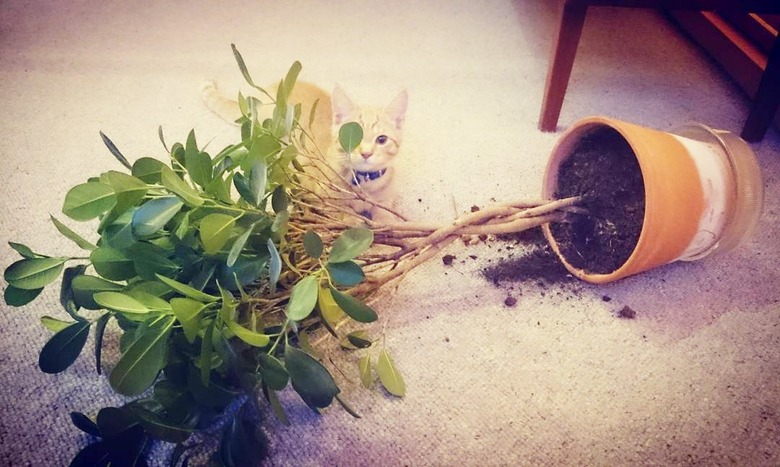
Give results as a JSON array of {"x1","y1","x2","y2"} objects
[{"x1": 200, "y1": 79, "x2": 408, "y2": 221}]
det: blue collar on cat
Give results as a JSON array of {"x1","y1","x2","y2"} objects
[{"x1": 351, "y1": 169, "x2": 387, "y2": 186}]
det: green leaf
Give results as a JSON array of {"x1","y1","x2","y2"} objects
[
  {"x1": 328, "y1": 286, "x2": 378, "y2": 323},
  {"x1": 40, "y1": 315, "x2": 72, "y2": 333},
  {"x1": 303, "y1": 230, "x2": 323, "y2": 259},
  {"x1": 267, "y1": 239, "x2": 281, "y2": 292},
  {"x1": 185, "y1": 135, "x2": 212, "y2": 188},
  {"x1": 62, "y1": 182, "x2": 116, "y2": 221},
  {"x1": 199, "y1": 213, "x2": 236, "y2": 255},
  {"x1": 104, "y1": 171, "x2": 149, "y2": 217},
  {"x1": 100, "y1": 131, "x2": 132, "y2": 169},
  {"x1": 156, "y1": 274, "x2": 219, "y2": 302},
  {"x1": 200, "y1": 319, "x2": 216, "y2": 385},
  {"x1": 127, "y1": 404, "x2": 194, "y2": 443},
  {"x1": 60, "y1": 264, "x2": 86, "y2": 314},
  {"x1": 317, "y1": 286, "x2": 345, "y2": 332},
  {"x1": 38, "y1": 320, "x2": 91, "y2": 374},
  {"x1": 132, "y1": 195, "x2": 184, "y2": 238},
  {"x1": 338, "y1": 122, "x2": 363, "y2": 154},
  {"x1": 376, "y1": 349, "x2": 406, "y2": 397},
  {"x1": 109, "y1": 315, "x2": 174, "y2": 396},
  {"x1": 93, "y1": 291, "x2": 151, "y2": 315},
  {"x1": 281, "y1": 61, "x2": 302, "y2": 100},
  {"x1": 263, "y1": 385, "x2": 289, "y2": 425},
  {"x1": 219, "y1": 409, "x2": 268, "y2": 467},
  {"x1": 245, "y1": 160, "x2": 267, "y2": 207},
  {"x1": 90, "y1": 246, "x2": 136, "y2": 281},
  {"x1": 327, "y1": 260, "x2": 365, "y2": 287},
  {"x1": 284, "y1": 346, "x2": 340, "y2": 409},
  {"x1": 5, "y1": 285, "x2": 43, "y2": 307},
  {"x1": 131, "y1": 243, "x2": 180, "y2": 280},
  {"x1": 132, "y1": 157, "x2": 166, "y2": 184},
  {"x1": 50, "y1": 215, "x2": 97, "y2": 251},
  {"x1": 94, "y1": 313, "x2": 110, "y2": 375},
  {"x1": 258, "y1": 353, "x2": 288, "y2": 390},
  {"x1": 285, "y1": 275, "x2": 318, "y2": 321},
  {"x1": 4, "y1": 257, "x2": 67, "y2": 290},
  {"x1": 227, "y1": 318, "x2": 271, "y2": 347},
  {"x1": 71, "y1": 275, "x2": 124, "y2": 310},
  {"x1": 329, "y1": 227, "x2": 373, "y2": 263},
  {"x1": 8, "y1": 242, "x2": 38, "y2": 259},
  {"x1": 161, "y1": 165, "x2": 205, "y2": 206},
  {"x1": 171, "y1": 297, "x2": 207, "y2": 344},
  {"x1": 359, "y1": 354, "x2": 374, "y2": 388},
  {"x1": 227, "y1": 224, "x2": 255, "y2": 267}
]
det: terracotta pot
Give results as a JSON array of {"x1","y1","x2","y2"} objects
[{"x1": 542, "y1": 116, "x2": 763, "y2": 284}]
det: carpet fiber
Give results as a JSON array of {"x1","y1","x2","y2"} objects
[{"x1": 1, "y1": 1, "x2": 779, "y2": 465}]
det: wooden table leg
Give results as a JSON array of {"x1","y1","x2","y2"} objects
[
  {"x1": 741, "y1": 35, "x2": 780, "y2": 142},
  {"x1": 539, "y1": 0, "x2": 588, "y2": 132}
]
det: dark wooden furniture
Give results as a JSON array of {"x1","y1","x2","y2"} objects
[{"x1": 539, "y1": 0, "x2": 780, "y2": 141}]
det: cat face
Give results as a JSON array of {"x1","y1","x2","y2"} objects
[{"x1": 330, "y1": 86, "x2": 408, "y2": 172}]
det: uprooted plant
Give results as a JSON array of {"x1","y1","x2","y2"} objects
[{"x1": 2, "y1": 47, "x2": 581, "y2": 466}]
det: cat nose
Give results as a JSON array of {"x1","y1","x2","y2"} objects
[{"x1": 360, "y1": 151, "x2": 372, "y2": 159}]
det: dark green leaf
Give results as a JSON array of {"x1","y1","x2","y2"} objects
[
  {"x1": 130, "y1": 243, "x2": 180, "y2": 280},
  {"x1": 258, "y1": 353, "x2": 289, "y2": 391},
  {"x1": 328, "y1": 227, "x2": 373, "y2": 263},
  {"x1": 69, "y1": 441, "x2": 111, "y2": 467},
  {"x1": 94, "y1": 313, "x2": 110, "y2": 375},
  {"x1": 328, "y1": 286, "x2": 378, "y2": 323},
  {"x1": 219, "y1": 410, "x2": 268, "y2": 467},
  {"x1": 263, "y1": 384, "x2": 289, "y2": 426},
  {"x1": 284, "y1": 346, "x2": 340, "y2": 409},
  {"x1": 127, "y1": 403, "x2": 194, "y2": 443},
  {"x1": 334, "y1": 394, "x2": 361, "y2": 419},
  {"x1": 72, "y1": 275, "x2": 124, "y2": 310},
  {"x1": 62, "y1": 182, "x2": 116, "y2": 221},
  {"x1": 4, "y1": 257, "x2": 67, "y2": 290},
  {"x1": 60, "y1": 264, "x2": 87, "y2": 314},
  {"x1": 70, "y1": 411, "x2": 101, "y2": 437},
  {"x1": 271, "y1": 186, "x2": 288, "y2": 213},
  {"x1": 303, "y1": 230, "x2": 323, "y2": 259},
  {"x1": 39, "y1": 320, "x2": 91, "y2": 374},
  {"x1": 285, "y1": 275, "x2": 318, "y2": 321},
  {"x1": 327, "y1": 260, "x2": 365, "y2": 286},
  {"x1": 200, "y1": 319, "x2": 216, "y2": 386},
  {"x1": 346, "y1": 330, "x2": 373, "y2": 349},
  {"x1": 50, "y1": 215, "x2": 97, "y2": 251},
  {"x1": 338, "y1": 122, "x2": 363, "y2": 154},
  {"x1": 4, "y1": 285, "x2": 43, "y2": 307},
  {"x1": 100, "y1": 131, "x2": 132, "y2": 169},
  {"x1": 90, "y1": 246, "x2": 136, "y2": 281},
  {"x1": 132, "y1": 196, "x2": 184, "y2": 238},
  {"x1": 109, "y1": 316, "x2": 174, "y2": 396}
]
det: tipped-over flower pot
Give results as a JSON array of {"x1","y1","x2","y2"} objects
[{"x1": 542, "y1": 116, "x2": 764, "y2": 284}]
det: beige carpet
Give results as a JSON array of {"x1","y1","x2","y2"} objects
[{"x1": 1, "y1": 1, "x2": 779, "y2": 465}]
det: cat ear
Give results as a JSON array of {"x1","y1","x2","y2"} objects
[
  {"x1": 385, "y1": 90, "x2": 408, "y2": 130},
  {"x1": 331, "y1": 85, "x2": 356, "y2": 125}
]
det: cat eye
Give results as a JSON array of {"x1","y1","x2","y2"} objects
[{"x1": 375, "y1": 135, "x2": 388, "y2": 145}]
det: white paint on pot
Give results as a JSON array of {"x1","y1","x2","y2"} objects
[{"x1": 671, "y1": 134, "x2": 735, "y2": 261}]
